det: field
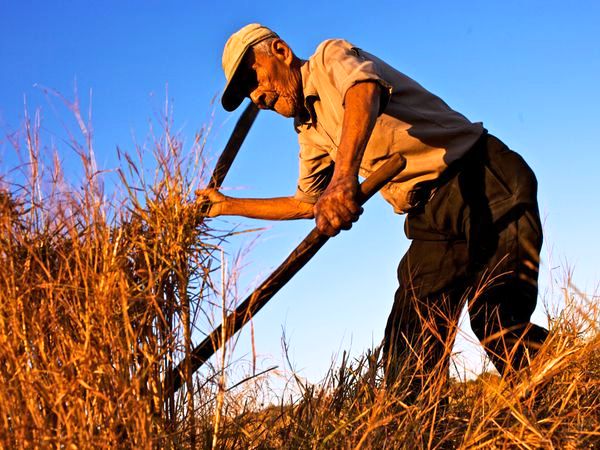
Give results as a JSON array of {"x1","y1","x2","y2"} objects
[{"x1": 1, "y1": 100, "x2": 598, "y2": 449}]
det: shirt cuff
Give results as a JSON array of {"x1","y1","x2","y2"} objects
[{"x1": 294, "y1": 189, "x2": 320, "y2": 204}]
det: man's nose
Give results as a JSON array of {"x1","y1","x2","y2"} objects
[{"x1": 250, "y1": 89, "x2": 268, "y2": 109}]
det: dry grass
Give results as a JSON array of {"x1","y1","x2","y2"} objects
[
  {"x1": 202, "y1": 291, "x2": 599, "y2": 449},
  {"x1": 1, "y1": 96, "x2": 598, "y2": 448},
  {"x1": 0, "y1": 96, "x2": 237, "y2": 447}
]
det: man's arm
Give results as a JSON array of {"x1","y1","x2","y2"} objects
[
  {"x1": 196, "y1": 189, "x2": 314, "y2": 220},
  {"x1": 198, "y1": 82, "x2": 381, "y2": 226},
  {"x1": 313, "y1": 81, "x2": 381, "y2": 236}
]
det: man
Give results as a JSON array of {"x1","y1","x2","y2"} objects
[{"x1": 199, "y1": 23, "x2": 548, "y2": 395}]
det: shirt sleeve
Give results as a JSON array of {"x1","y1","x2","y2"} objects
[
  {"x1": 294, "y1": 140, "x2": 334, "y2": 204},
  {"x1": 318, "y1": 39, "x2": 392, "y2": 111}
]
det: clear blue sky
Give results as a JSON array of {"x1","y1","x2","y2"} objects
[{"x1": 1, "y1": 1, "x2": 599, "y2": 383}]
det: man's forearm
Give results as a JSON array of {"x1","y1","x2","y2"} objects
[
  {"x1": 312, "y1": 81, "x2": 381, "y2": 236},
  {"x1": 219, "y1": 196, "x2": 315, "y2": 220},
  {"x1": 332, "y1": 82, "x2": 381, "y2": 180}
]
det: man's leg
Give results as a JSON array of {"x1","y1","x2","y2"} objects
[
  {"x1": 468, "y1": 207, "x2": 548, "y2": 375},
  {"x1": 382, "y1": 238, "x2": 468, "y2": 396},
  {"x1": 458, "y1": 133, "x2": 548, "y2": 375},
  {"x1": 382, "y1": 151, "x2": 475, "y2": 397}
]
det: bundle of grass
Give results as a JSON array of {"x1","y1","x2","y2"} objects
[{"x1": 0, "y1": 97, "x2": 237, "y2": 447}]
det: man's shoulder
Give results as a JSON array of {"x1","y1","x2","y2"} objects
[
  {"x1": 310, "y1": 38, "x2": 356, "y2": 66},
  {"x1": 314, "y1": 38, "x2": 353, "y2": 53}
]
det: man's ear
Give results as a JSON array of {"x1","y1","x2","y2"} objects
[{"x1": 270, "y1": 39, "x2": 293, "y2": 65}]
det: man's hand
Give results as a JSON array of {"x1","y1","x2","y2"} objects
[
  {"x1": 195, "y1": 188, "x2": 227, "y2": 218},
  {"x1": 313, "y1": 176, "x2": 363, "y2": 236}
]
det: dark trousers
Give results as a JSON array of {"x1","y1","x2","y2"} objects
[{"x1": 382, "y1": 133, "x2": 548, "y2": 392}]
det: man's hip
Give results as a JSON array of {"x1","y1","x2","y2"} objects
[{"x1": 404, "y1": 132, "x2": 541, "y2": 242}]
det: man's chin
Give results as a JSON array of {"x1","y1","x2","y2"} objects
[
  {"x1": 274, "y1": 99, "x2": 298, "y2": 118},
  {"x1": 278, "y1": 109, "x2": 296, "y2": 118}
]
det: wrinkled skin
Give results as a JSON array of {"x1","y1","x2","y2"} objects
[
  {"x1": 238, "y1": 39, "x2": 305, "y2": 118},
  {"x1": 238, "y1": 39, "x2": 375, "y2": 236},
  {"x1": 313, "y1": 82, "x2": 381, "y2": 236},
  {"x1": 313, "y1": 176, "x2": 362, "y2": 236}
]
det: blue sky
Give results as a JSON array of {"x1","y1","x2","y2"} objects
[{"x1": 1, "y1": 1, "x2": 599, "y2": 383}]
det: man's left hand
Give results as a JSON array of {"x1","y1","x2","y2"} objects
[{"x1": 313, "y1": 176, "x2": 363, "y2": 236}]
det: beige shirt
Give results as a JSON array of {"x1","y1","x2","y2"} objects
[{"x1": 294, "y1": 39, "x2": 484, "y2": 213}]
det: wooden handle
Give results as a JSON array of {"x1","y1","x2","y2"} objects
[
  {"x1": 209, "y1": 102, "x2": 259, "y2": 189},
  {"x1": 356, "y1": 153, "x2": 406, "y2": 203},
  {"x1": 195, "y1": 102, "x2": 259, "y2": 217},
  {"x1": 168, "y1": 153, "x2": 407, "y2": 394}
]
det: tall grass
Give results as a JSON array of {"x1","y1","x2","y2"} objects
[
  {"x1": 0, "y1": 95, "x2": 238, "y2": 447},
  {"x1": 1, "y1": 95, "x2": 598, "y2": 448}
]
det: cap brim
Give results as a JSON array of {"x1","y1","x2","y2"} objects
[
  {"x1": 221, "y1": 81, "x2": 245, "y2": 112},
  {"x1": 221, "y1": 48, "x2": 251, "y2": 112}
]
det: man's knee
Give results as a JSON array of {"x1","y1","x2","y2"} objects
[{"x1": 468, "y1": 279, "x2": 547, "y2": 373}]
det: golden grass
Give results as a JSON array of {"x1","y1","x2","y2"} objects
[
  {"x1": 0, "y1": 98, "x2": 233, "y2": 447},
  {"x1": 203, "y1": 295, "x2": 599, "y2": 449},
  {"x1": 1, "y1": 97, "x2": 598, "y2": 448}
]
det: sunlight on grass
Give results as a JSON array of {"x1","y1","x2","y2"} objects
[{"x1": 1, "y1": 94, "x2": 598, "y2": 448}]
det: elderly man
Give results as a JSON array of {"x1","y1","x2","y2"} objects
[{"x1": 200, "y1": 23, "x2": 548, "y2": 394}]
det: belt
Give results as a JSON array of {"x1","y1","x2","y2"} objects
[{"x1": 406, "y1": 130, "x2": 489, "y2": 212}]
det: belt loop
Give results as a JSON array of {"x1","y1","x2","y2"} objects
[{"x1": 407, "y1": 182, "x2": 437, "y2": 211}]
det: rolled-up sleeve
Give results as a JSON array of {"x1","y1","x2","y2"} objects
[
  {"x1": 318, "y1": 39, "x2": 392, "y2": 111},
  {"x1": 294, "y1": 141, "x2": 334, "y2": 204}
]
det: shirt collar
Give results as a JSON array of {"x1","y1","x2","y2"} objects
[{"x1": 298, "y1": 60, "x2": 318, "y2": 127}]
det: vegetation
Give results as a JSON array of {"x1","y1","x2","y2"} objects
[
  {"x1": 0, "y1": 98, "x2": 598, "y2": 448},
  {"x1": 204, "y1": 301, "x2": 599, "y2": 449}
]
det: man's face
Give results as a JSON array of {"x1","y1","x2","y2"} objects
[{"x1": 236, "y1": 40, "x2": 303, "y2": 118}]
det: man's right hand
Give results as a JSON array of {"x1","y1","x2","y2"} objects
[
  {"x1": 313, "y1": 176, "x2": 363, "y2": 236},
  {"x1": 195, "y1": 188, "x2": 227, "y2": 218}
]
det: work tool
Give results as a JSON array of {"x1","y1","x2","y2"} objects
[
  {"x1": 169, "y1": 153, "x2": 407, "y2": 393},
  {"x1": 206, "y1": 102, "x2": 259, "y2": 190}
]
